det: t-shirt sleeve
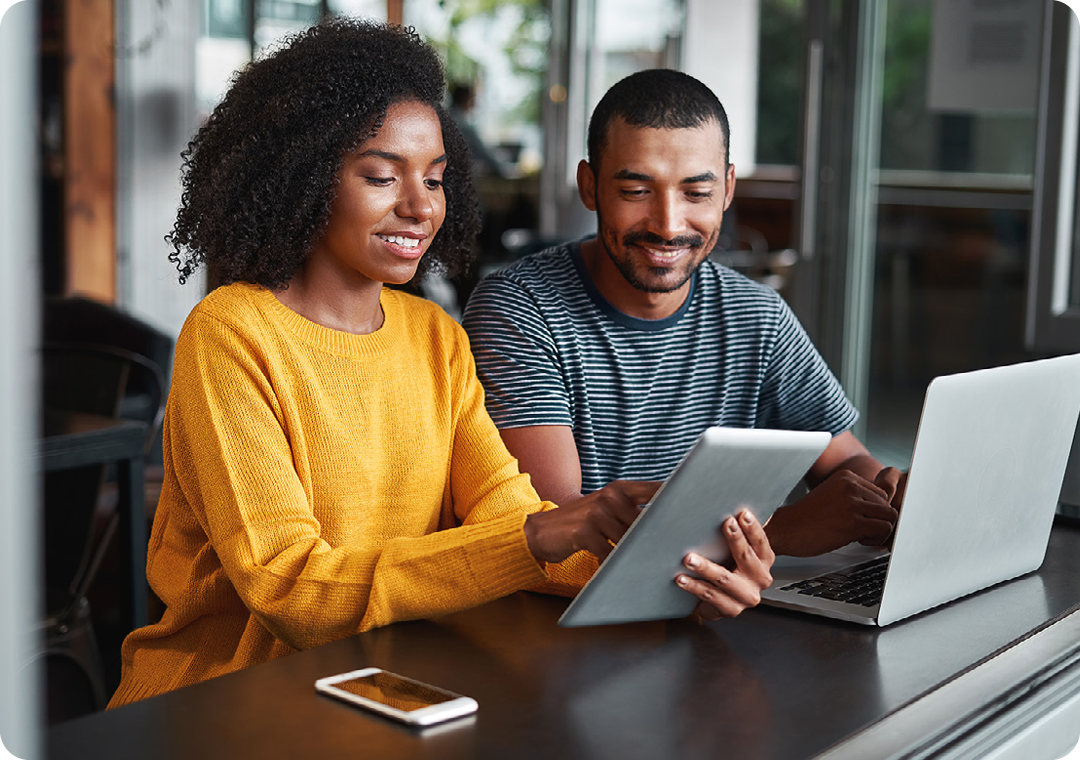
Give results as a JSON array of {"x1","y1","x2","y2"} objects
[
  {"x1": 462, "y1": 273, "x2": 573, "y2": 429},
  {"x1": 757, "y1": 296, "x2": 859, "y2": 435}
]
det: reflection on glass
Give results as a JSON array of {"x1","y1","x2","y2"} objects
[
  {"x1": 254, "y1": 0, "x2": 322, "y2": 56},
  {"x1": 864, "y1": 0, "x2": 1043, "y2": 465},
  {"x1": 196, "y1": 1, "x2": 387, "y2": 120},
  {"x1": 328, "y1": 0, "x2": 387, "y2": 20},
  {"x1": 406, "y1": 0, "x2": 550, "y2": 178},
  {"x1": 756, "y1": 0, "x2": 804, "y2": 166},
  {"x1": 585, "y1": 0, "x2": 684, "y2": 119},
  {"x1": 1072, "y1": 131, "x2": 1080, "y2": 309},
  {"x1": 197, "y1": 0, "x2": 253, "y2": 116},
  {"x1": 880, "y1": 0, "x2": 1038, "y2": 177}
]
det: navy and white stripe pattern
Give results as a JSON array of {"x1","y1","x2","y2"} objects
[{"x1": 463, "y1": 241, "x2": 858, "y2": 494}]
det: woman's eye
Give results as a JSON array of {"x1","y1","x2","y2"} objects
[
  {"x1": 365, "y1": 177, "x2": 394, "y2": 186},
  {"x1": 425, "y1": 178, "x2": 444, "y2": 190}
]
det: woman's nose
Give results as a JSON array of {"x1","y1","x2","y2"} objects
[{"x1": 396, "y1": 178, "x2": 436, "y2": 222}]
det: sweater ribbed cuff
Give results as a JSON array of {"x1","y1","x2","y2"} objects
[{"x1": 462, "y1": 512, "x2": 549, "y2": 597}]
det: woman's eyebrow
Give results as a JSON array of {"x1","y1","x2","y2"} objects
[{"x1": 358, "y1": 149, "x2": 448, "y2": 165}]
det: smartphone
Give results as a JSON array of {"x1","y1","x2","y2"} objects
[{"x1": 315, "y1": 668, "x2": 478, "y2": 726}]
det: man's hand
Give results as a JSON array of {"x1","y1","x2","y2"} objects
[
  {"x1": 524, "y1": 480, "x2": 660, "y2": 564},
  {"x1": 764, "y1": 469, "x2": 900, "y2": 557},
  {"x1": 675, "y1": 509, "x2": 775, "y2": 621},
  {"x1": 877, "y1": 467, "x2": 907, "y2": 512}
]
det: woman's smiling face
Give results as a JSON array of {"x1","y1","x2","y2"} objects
[{"x1": 309, "y1": 99, "x2": 448, "y2": 288}]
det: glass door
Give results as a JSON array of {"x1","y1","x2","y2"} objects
[
  {"x1": 863, "y1": 0, "x2": 1048, "y2": 465},
  {"x1": 707, "y1": 0, "x2": 1062, "y2": 468},
  {"x1": 775, "y1": 0, "x2": 1054, "y2": 467}
]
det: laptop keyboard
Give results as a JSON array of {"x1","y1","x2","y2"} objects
[{"x1": 777, "y1": 555, "x2": 889, "y2": 607}]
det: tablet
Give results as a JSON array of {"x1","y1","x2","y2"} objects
[{"x1": 557, "y1": 427, "x2": 831, "y2": 627}]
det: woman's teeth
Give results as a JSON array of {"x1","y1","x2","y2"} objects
[{"x1": 380, "y1": 235, "x2": 420, "y2": 248}]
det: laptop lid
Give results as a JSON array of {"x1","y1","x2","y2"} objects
[
  {"x1": 877, "y1": 353, "x2": 1080, "y2": 625},
  {"x1": 558, "y1": 427, "x2": 830, "y2": 627},
  {"x1": 762, "y1": 353, "x2": 1080, "y2": 626}
]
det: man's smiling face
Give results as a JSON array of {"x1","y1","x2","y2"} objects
[{"x1": 579, "y1": 115, "x2": 736, "y2": 296}]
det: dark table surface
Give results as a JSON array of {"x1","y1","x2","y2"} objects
[{"x1": 49, "y1": 519, "x2": 1080, "y2": 760}]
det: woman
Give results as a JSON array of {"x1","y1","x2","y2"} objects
[{"x1": 109, "y1": 19, "x2": 772, "y2": 708}]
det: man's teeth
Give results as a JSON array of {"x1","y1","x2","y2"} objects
[
  {"x1": 644, "y1": 248, "x2": 682, "y2": 259},
  {"x1": 381, "y1": 235, "x2": 420, "y2": 248}
]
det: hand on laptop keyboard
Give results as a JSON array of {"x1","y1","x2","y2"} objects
[{"x1": 762, "y1": 469, "x2": 900, "y2": 557}]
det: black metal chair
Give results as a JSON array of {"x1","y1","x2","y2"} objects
[
  {"x1": 35, "y1": 342, "x2": 165, "y2": 723},
  {"x1": 43, "y1": 295, "x2": 173, "y2": 466}
]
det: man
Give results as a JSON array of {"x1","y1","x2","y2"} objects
[{"x1": 463, "y1": 69, "x2": 902, "y2": 558}]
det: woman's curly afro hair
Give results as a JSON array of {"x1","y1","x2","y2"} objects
[{"x1": 168, "y1": 18, "x2": 481, "y2": 289}]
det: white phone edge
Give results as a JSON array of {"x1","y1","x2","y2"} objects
[{"x1": 315, "y1": 667, "x2": 478, "y2": 727}]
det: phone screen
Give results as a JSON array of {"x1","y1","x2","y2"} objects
[{"x1": 331, "y1": 672, "x2": 460, "y2": 712}]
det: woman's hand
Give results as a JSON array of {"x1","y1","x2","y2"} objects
[{"x1": 524, "y1": 480, "x2": 660, "y2": 564}]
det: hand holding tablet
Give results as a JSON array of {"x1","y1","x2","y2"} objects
[{"x1": 559, "y1": 427, "x2": 831, "y2": 627}]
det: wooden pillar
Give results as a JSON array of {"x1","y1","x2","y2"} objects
[
  {"x1": 387, "y1": 0, "x2": 403, "y2": 26},
  {"x1": 64, "y1": 0, "x2": 116, "y2": 303}
]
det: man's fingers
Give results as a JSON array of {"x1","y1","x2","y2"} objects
[
  {"x1": 735, "y1": 509, "x2": 775, "y2": 566},
  {"x1": 676, "y1": 564, "x2": 764, "y2": 619},
  {"x1": 893, "y1": 472, "x2": 909, "y2": 510},
  {"x1": 859, "y1": 500, "x2": 899, "y2": 525},
  {"x1": 674, "y1": 513, "x2": 775, "y2": 621},
  {"x1": 855, "y1": 513, "x2": 898, "y2": 545},
  {"x1": 715, "y1": 514, "x2": 773, "y2": 587},
  {"x1": 874, "y1": 467, "x2": 902, "y2": 502}
]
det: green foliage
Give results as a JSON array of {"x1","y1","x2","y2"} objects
[
  {"x1": 434, "y1": 0, "x2": 550, "y2": 126},
  {"x1": 756, "y1": 0, "x2": 804, "y2": 165}
]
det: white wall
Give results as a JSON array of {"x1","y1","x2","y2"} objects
[
  {"x1": 116, "y1": 0, "x2": 204, "y2": 343},
  {"x1": 0, "y1": 1, "x2": 42, "y2": 756},
  {"x1": 682, "y1": 0, "x2": 759, "y2": 173}
]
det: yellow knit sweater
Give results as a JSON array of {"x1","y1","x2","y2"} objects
[{"x1": 109, "y1": 283, "x2": 589, "y2": 708}]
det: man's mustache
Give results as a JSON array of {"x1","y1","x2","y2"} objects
[{"x1": 622, "y1": 231, "x2": 706, "y2": 249}]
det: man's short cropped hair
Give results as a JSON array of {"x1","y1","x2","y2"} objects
[{"x1": 586, "y1": 69, "x2": 731, "y2": 170}]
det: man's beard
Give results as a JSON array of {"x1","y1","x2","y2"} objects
[{"x1": 597, "y1": 215, "x2": 710, "y2": 294}]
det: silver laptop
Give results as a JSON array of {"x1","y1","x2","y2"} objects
[
  {"x1": 762, "y1": 353, "x2": 1080, "y2": 626},
  {"x1": 559, "y1": 427, "x2": 831, "y2": 627}
]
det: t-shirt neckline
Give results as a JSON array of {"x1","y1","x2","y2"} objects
[{"x1": 567, "y1": 239, "x2": 697, "y2": 332}]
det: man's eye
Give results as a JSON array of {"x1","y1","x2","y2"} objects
[
  {"x1": 687, "y1": 190, "x2": 714, "y2": 200},
  {"x1": 620, "y1": 188, "x2": 647, "y2": 198}
]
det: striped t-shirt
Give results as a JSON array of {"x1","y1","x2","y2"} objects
[{"x1": 462, "y1": 241, "x2": 858, "y2": 494}]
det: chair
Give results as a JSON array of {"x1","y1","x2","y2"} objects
[
  {"x1": 710, "y1": 224, "x2": 799, "y2": 292},
  {"x1": 35, "y1": 342, "x2": 165, "y2": 723},
  {"x1": 43, "y1": 296, "x2": 173, "y2": 466}
]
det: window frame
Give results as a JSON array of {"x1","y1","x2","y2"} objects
[{"x1": 1026, "y1": 1, "x2": 1080, "y2": 353}]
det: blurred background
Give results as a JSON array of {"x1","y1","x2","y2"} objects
[{"x1": 3, "y1": 0, "x2": 1080, "y2": 751}]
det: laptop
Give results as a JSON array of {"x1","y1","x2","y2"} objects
[
  {"x1": 558, "y1": 427, "x2": 831, "y2": 627},
  {"x1": 761, "y1": 353, "x2": 1080, "y2": 626}
]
